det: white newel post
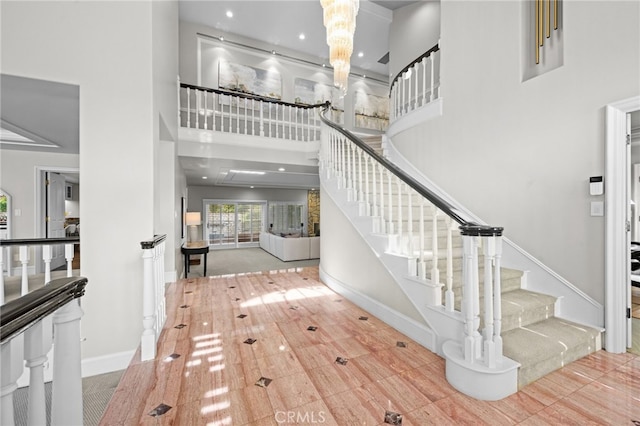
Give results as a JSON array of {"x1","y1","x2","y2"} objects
[
  {"x1": 141, "y1": 246, "x2": 156, "y2": 361},
  {"x1": 483, "y1": 235, "x2": 496, "y2": 367},
  {"x1": 461, "y1": 226, "x2": 482, "y2": 363},
  {"x1": 51, "y1": 299, "x2": 84, "y2": 426},
  {"x1": 492, "y1": 232, "x2": 504, "y2": 361}
]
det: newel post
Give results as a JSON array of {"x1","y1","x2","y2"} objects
[
  {"x1": 51, "y1": 298, "x2": 85, "y2": 425},
  {"x1": 140, "y1": 245, "x2": 156, "y2": 361}
]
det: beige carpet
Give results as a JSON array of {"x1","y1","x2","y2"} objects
[
  {"x1": 12, "y1": 369, "x2": 124, "y2": 426},
  {"x1": 186, "y1": 246, "x2": 320, "y2": 277}
]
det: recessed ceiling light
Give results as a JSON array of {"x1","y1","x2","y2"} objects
[
  {"x1": 271, "y1": 50, "x2": 276, "y2": 55},
  {"x1": 219, "y1": 36, "x2": 224, "y2": 42},
  {"x1": 358, "y1": 52, "x2": 364, "y2": 58},
  {"x1": 299, "y1": 33, "x2": 305, "y2": 40},
  {"x1": 202, "y1": 176, "x2": 208, "y2": 179},
  {"x1": 250, "y1": 186, "x2": 255, "y2": 189},
  {"x1": 278, "y1": 167, "x2": 285, "y2": 171},
  {"x1": 230, "y1": 169, "x2": 265, "y2": 175},
  {"x1": 322, "y1": 63, "x2": 326, "y2": 67},
  {"x1": 226, "y1": 10, "x2": 233, "y2": 18}
]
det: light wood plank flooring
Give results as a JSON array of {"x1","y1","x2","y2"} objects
[{"x1": 101, "y1": 267, "x2": 640, "y2": 425}]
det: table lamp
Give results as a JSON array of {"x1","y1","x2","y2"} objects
[{"x1": 185, "y1": 212, "x2": 201, "y2": 243}]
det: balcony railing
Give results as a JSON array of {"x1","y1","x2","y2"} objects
[
  {"x1": 179, "y1": 81, "x2": 326, "y2": 142},
  {"x1": 1, "y1": 237, "x2": 86, "y2": 426},
  {"x1": 389, "y1": 43, "x2": 441, "y2": 122}
]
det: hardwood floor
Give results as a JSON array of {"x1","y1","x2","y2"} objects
[{"x1": 100, "y1": 267, "x2": 640, "y2": 425}]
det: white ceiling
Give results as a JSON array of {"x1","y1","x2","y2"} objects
[{"x1": 179, "y1": 0, "x2": 416, "y2": 79}]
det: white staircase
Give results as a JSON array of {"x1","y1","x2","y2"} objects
[{"x1": 319, "y1": 119, "x2": 602, "y2": 400}]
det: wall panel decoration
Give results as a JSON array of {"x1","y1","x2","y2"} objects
[{"x1": 218, "y1": 60, "x2": 282, "y2": 100}]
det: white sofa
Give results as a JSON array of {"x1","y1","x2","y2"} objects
[{"x1": 259, "y1": 232, "x2": 320, "y2": 261}]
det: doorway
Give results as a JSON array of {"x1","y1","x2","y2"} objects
[
  {"x1": 35, "y1": 166, "x2": 80, "y2": 273},
  {"x1": 605, "y1": 96, "x2": 640, "y2": 354}
]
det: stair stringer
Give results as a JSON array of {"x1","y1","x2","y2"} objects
[{"x1": 321, "y1": 164, "x2": 521, "y2": 400}]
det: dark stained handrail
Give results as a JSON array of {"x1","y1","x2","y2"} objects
[
  {"x1": 0, "y1": 237, "x2": 80, "y2": 247},
  {"x1": 389, "y1": 44, "x2": 440, "y2": 96},
  {"x1": 180, "y1": 83, "x2": 327, "y2": 110},
  {"x1": 0, "y1": 276, "x2": 88, "y2": 343},
  {"x1": 318, "y1": 103, "x2": 502, "y2": 236},
  {"x1": 140, "y1": 234, "x2": 167, "y2": 250}
]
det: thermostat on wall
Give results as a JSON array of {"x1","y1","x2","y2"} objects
[{"x1": 590, "y1": 176, "x2": 603, "y2": 196}]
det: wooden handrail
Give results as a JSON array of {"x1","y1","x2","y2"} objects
[
  {"x1": 180, "y1": 83, "x2": 327, "y2": 109},
  {"x1": 0, "y1": 276, "x2": 87, "y2": 343},
  {"x1": 0, "y1": 237, "x2": 80, "y2": 247},
  {"x1": 140, "y1": 234, "x2": 167, "y2": 250}
]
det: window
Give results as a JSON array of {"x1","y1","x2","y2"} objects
[{"x1": 204, "y1": 200, "x2": 265, "y2": 247}]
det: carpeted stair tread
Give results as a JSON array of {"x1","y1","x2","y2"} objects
[
  {"x1": 502, "y1": 317, "x2": 601, "y2": 387},
  {"x1": 500, "y1": 289, "x2": 557, "y2": 331}
]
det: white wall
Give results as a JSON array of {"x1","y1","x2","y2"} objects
[
  {"x1": 389, "y1": 1, "x2": 640, "y2": 303},
  {"x1": 320, "y1": 187, "x2": 426, "y2": 325},
  {"x1": 1, "y1": 1, "x2": 177, "y2": 363},
  {"x1": 178, "y1": 21, "x2": 389, "y2": 134},
  {"x1": 153, "y1": 1, "x2": 180, "y2": 280},
  {"x1": 389, "y1": 1, "x2": 440, "y2": 81}
]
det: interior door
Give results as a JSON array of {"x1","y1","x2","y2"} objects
[{"x1": 47, "y1": 172, "x2": 66, "y2": 270}]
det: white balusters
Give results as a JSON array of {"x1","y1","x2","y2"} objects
[
  {"x1": 20, "y1": 246, "x2": 29, "y2": 296},
  {"x1": 0, "y1": 248, "x2": 4, "y2": 305},
  {"x1": 445, "y1": 217, "x2": 455, "y2": 311},
  {"x1": 389, "y1": 44, "x2": 440, "y2": 123},
  {"x1": 1, "y1": 338, "x2": 24, "y2": 426},
  {"x1": 43, "y1": 245, "x2": 52, "y2": 285},
  {"x1": 24, "y1": 322, "x2": 47, "y2": 426},
  {"x1": 431, "y1": 206, "x2": 440, "y2": 287},
  {"x1": 418, "y1": 198, "x2": 426, "y2": 280},
  {"x1": 65, "y1": 243, "x2": 74, "y2": 277},
  {"x1": 186, "y1": 87, "x2": 191, "y2": 128}
]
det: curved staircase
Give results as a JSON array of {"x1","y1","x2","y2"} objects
[{"x1": 320, "y1": 117, "x2": 602, "y2": 399}]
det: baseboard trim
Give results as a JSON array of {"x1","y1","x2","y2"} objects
[
  {"x1": 319, "y1": 264, "x2": 437, "y2": 352},
  {"x1": 165, "y1": 269, "x2": 177, "y2": 283},
  {"x1": 81, "y1": 349, "x2": 136, "y2": 378}
]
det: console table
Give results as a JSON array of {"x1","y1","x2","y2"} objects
[{"x1": 181, "y1": 241, "x2": 209, "y2": 278}]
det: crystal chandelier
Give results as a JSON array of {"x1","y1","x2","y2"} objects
[{"x1": 320, "y1": 0, "x2": 359, "y2": 95}]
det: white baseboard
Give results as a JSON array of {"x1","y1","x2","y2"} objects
[
  {"x1": 81, "y1": 350, "x2": 136, "y2": 378},
  {"x1": 319, "y1": 265, "x2": 437, "y2": 352},
  {"x1": 17, "y1": 348, "x2": 135, "y2": 388},
  {"x1": 165, "y1": 269, "x2": 177, "y2": 283}
]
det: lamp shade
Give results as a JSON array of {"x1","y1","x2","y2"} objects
[{"x1": 185, "y1": 212, "x2": 202, "y2": 226}]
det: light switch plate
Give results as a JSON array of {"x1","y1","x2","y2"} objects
[{"x1": 591, "y1": 201, "x2": 604, "y2": 216}]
